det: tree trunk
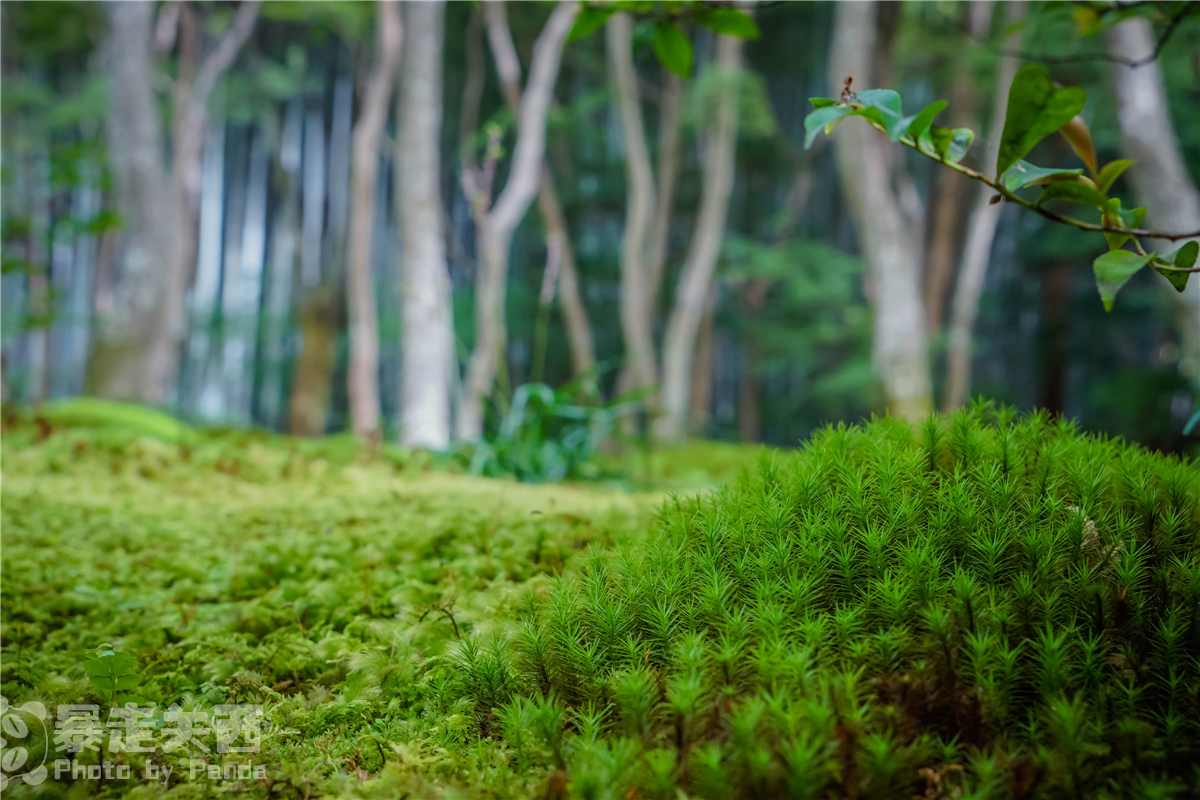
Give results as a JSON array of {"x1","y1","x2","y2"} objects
[
  {"x1": 608, "y1": 12, "x2": 659, "y2": 404},
  {"x1": 346, "y1": 1, "x2": 401, "y2": 441},
  {"x1": 689, "y1": 288, "x2": 716, "y2": 435},
  {"x1": 399, "y1": 0, "x2": 456, "y2": 449},
  {"x1": 90, "y1": 1, "x2": 183, "y2": 404},
  {"x1": 646, "y1": 71, "x2": 684, "y2": 335},
  {"x1": 922, "y1": 2, "x2": 992, "y2": 335},
  {"x1": 943, "y1": 2, "x2": 1024, "y2": 410},
  {"x1": 91, "y1": 0, "x2": 258, "y2": 406},
  {"x1": 484, "y1": 6, "x2": 597, "y2": 383},
  {"x1": 288, "y1": 286, "x2": 339, "y2": 436},
  {"x1": 458, "y1": 1, "x2": 577, "y2": 440},
  {"x1": 1106, "y1": 18, "x2": 1200, "y2": 386},
  {"x1": 657, "y1": 34, "x2": 742, "y2": 440},
  {"x1": 829, "y1": 1, "x2": 932, "y2": 421}
]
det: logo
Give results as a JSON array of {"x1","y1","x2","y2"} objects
[{"x1": 0, "y1": 696, "x2": 50, "y2": 790}]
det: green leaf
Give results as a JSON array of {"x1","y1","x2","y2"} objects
[
  {"x1": 804, "y1": 105, "x2": 854, "y2": 149},
  {"x1": 695, "y1": 8, "x2": 760, "y2": 39},
  {"x1": 1117, "y1": 206, "x2": 1147, "y2": 231},
  {"x1": 1037, "y1": 180, "x2": 1108, "y2": 209},
  {"x1": 1172, "y1": 240, "x2": 1198, "y2": 270},
  {"x1": 1152, "y1": 258, "x2": 1191, "y2": 292},
  {"x1": 902, "y1": 100, "x2": 947, "y2": 143},
  {"x1": 652, "y1": 22, "x2": 692, "y2": 78},
  {"x1": 945, "y1": 127, "x2": 975, "y2": 163},
  {"x1": 1095, "y1": 159, "x2": 1134, "y2": 194},
  {"x1": 996, "y1": 65, "x2": 1088, "y2": 179},
  {"x1": 855, "y1": 89, "x2": 906, "y2": 141},
  {"x1": 919, "y1": 125, "x2": 973, "y2": 162},
  {"x1": 1093, "y1": 249, "x2": 1154, "y2": 311},
  {"x1": 809, "y1": 97, "x2": 837, "y2": 109},
  {"x1": 569, "y1": 6, "x2": 614, "y2": 42},
  {"x1": 1002, "y1": 160, "x2": 1084, "y2": 192}
]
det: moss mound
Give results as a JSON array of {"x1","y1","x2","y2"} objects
[{"x1": 467, "y1": 407, "x2": 1200, "y2": 799}]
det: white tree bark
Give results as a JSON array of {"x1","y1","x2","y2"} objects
[
  {"x1": 484, "y1": 5, "x2": 597, "y2": 383},
  {"x1": 1106, "y1": 18, "x2": 1200, "y2": 386},
  {"x1": 829, "y1": 1, "x2": 932, "y2": 421},
  {"x1": 608, "y1": 12, "x2": 659, "y2": 401},
  {"x1": 457, "y1": 1, "x2": 577, "y2": 440},
  {"x1": 347, "y1": 1, "x2": 402, "y2": 440},
  {"x1": 400, "y1": 0, "x2": 456, "y2": 449},
  {"x1": 656, "y1": 34, "x2": 742, "y2": 439},
  {"x1": 944, "y1": 2, "x2": 1024, "y2": 410}
]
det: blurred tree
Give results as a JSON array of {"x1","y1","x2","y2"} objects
[
  {"x1": 944, "y1": 2, "x2": 1025, "y2": 410},
  {"x1": 607, "y1": 12, "x2": 659, "y2": 415},
  {"x1": 828, "y1": 0, "x2": 932, "y2": 421},
  {"x1": 1106, "y1": 17, "x2": 1200, "y2": 390},
  {"x1": 484, "y1": 3, "x2": 596, "y2": 388},
  {"x1": 346, "y1": 0, "x2": 401, "y2": 441},
  {"x1": 90, "y1": 0, "x2": 259, "y2": 404},
  {"x1": 658, "y1": 32, "x2": 743, "y2": 439},
  {"x1": 399, "y1": 0, "x2": 456, "y2": 450},
  {"x1": 457, "y1": 1, "x2": 577, "y2": 440}
]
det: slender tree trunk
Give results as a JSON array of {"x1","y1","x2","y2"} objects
[
  {"x1": 484, "y1": 6, "x2": 596, "y2": 383},
  {"x1": 457, "y1": 1, "x2": 577, "y2": 440},
  {"x1": 288, "y1": 286, "x2": 339, "y2": 436},
  {"x1": 829, "y1": 1, "x2": 932, "y2": 421},
  {"x1": 346, "y1": 1, "x2": 401, "y2": 441},
  {"x1": 943, "y1": 2, "x2": 1023, "y2": 410},
  {"x1": 646, "y1": 71, "x2": 684, "y2": 333},
  {"x1": 1106, "y1": 18, "x2": 1200, "y2": 386},
  {"x1": 537, "y1": 169, "x2": 597, "y2": 383},
  {"x1": 923, "y1": 2, "x2": 992, "y2": 335},
  {"x1": 657, "y1": 34, "x2": 742, "y2": 439},
  {"x1": 608, "y1": 12, "x2": 659, "y2": 403},
  {"x1": 399, "y1": 0, "x2": 456, "y2": 449},
  {"x1": 689, "y1": 288, "x2": 716, "y2": 435}
]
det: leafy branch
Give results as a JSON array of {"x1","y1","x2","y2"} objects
[{"x1": 805, "y1": 66, "x2": 1198, "y2": 311}]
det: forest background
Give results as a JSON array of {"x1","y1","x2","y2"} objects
[{"x1": 3, "y1": 0, "x2": 1199, "y2": 460}]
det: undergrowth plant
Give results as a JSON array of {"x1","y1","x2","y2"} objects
[{"x1": 457, "y1": 404, "x2": 1200, "y2": 798}]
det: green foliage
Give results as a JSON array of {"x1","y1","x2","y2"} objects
[
  {"x1": 469, "y1": 408, "x2": 1200, "y2": 798},
  {"x1": 36, "y1": 397, "x2": 198, "y2": 444},
  {"x1": 652, "y1": 21, "x2": 692, "y2": 78},
  {"x1": 995, "y1": 66, "x2": 1087, "y2": 179},
  {"x1": 803, "y1": 60, "x2": 1193, "y2": 312},
  {"x1": 83, "y1": 646, "x2": 141, "y2": 707},
  {"x1": 568, "y1": 2, "x2": 760, "y2": 79},
  {"x1": 461, "y1": 379, "x2": 637, "y2": 483}
]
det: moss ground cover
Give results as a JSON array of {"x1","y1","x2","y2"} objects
[
  {"x1": 469, "y1": 407, "x2": 1200, "y2": 799},
  {"x1": 2, "y1": 404, "x2": 1199, "y2": 799},
  {"x1": 0, "y1": 413, "x2": 673, "y2": 799}
]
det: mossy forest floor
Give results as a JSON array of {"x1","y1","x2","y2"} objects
[
  {"x1": 0, "y1": 410, "x2": 750, "y2": 799},
  {"x1": 3, "y1": 406, "x2": 1199, "y2": 800}
]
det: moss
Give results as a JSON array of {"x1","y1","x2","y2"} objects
[{"x1": 480, "y1": 406, "x2": 1200, "y2": 798}]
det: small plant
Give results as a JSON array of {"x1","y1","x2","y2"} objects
[
  {"x1": 462, "y1": 373, "x2": 642, "y2": 483},
  {"x1": 83, "y1": 644, "x2": 141, "y2": 707}
]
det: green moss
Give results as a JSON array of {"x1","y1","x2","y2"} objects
[{"x1": 477, "y1": 406, "x2": 1200, "y2": 798}]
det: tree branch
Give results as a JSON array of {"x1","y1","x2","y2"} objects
[{"x1": 856, "y1": 117, "x2": 1200, "y2": 243}]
